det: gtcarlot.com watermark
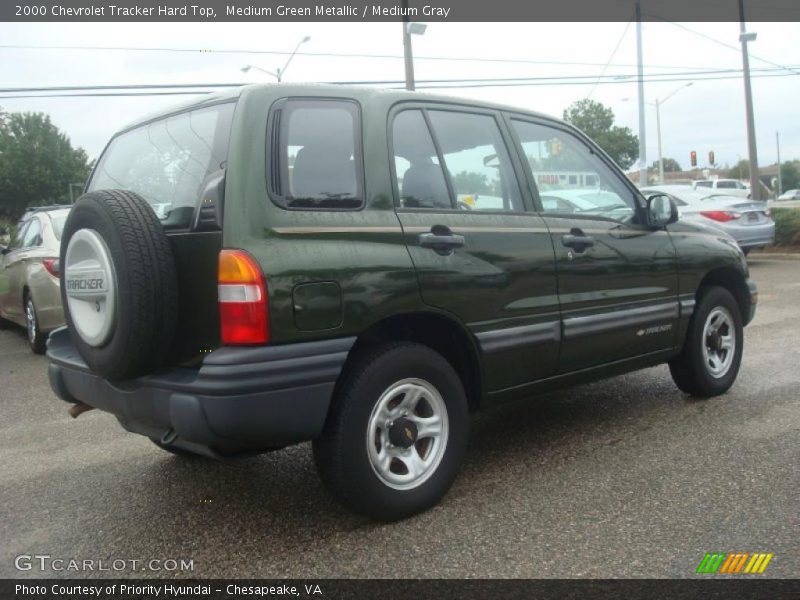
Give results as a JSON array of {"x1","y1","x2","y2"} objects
[{"x1": 15, "y1": 554, "x2": 195, "y2": 573}]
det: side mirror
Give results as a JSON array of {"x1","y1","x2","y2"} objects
[
  {"x1": 0, "y1": 246, "x2": 7, "y2": 255},
  {"x1": 646, "y1": 193, "x2": 679, "y2": 228}
]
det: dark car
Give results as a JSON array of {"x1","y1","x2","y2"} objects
[{"x1": 47, "y1": 85, "x2": 757, "y2": 520}]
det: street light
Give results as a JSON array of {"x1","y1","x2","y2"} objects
[
  {"x1": 402, "y1": 0, "x2": 426, "y2": 91},
  {"x1": 241, "y1": 35, "x2": 310, "y2": 82},
  {"x1": 652, "y1": 82, "x2": 693, "y2": 184}
]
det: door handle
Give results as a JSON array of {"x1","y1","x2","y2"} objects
[
  {"x1": 561, "y1": 228, "x2": 595, "y2": 253},
  {"x1": 419, "y1": 226, "x2": 466, "y2": 256}
]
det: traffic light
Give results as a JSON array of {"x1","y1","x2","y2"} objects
[
  {"x1": 690, "y1": 151, "x2": 697, "y2": 167},
  {"x1": 708, "y1": 151, "x2": 715, "y2": 166}
]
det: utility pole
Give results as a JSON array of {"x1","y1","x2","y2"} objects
[
  {"x1": 402, "y1": 0, "x2": 415, "y2": 91},
  {"x1": 635, "y1": 0, "x2": 647, "y2": 186},
  {"x1": 776, "y1": 131, "x2": 782, "y2": 196},
  {"x1": 739, "y1": 0, "x2": 760, "y2": 200}
]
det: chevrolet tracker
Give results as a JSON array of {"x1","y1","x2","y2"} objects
[{"x1": 47, "y1": 84, "x2": 758, "y2": 520}]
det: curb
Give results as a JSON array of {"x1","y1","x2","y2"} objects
[{"x1": 748, "y1": 253, "x2": 800, "y2": 260}]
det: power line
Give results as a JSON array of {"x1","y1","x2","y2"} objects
[
  {"x1": 2, "y1": 71, "x2": 797, "y2": 99},
  {"x1": 649, "y1": 17, "x2": 800, "y2": 76},
  {"x1": 0, "y1": 42, "x2": 748, "y2": 72},
  {"x1": 1, "y1": 65, "x2": 796, "y2": 94},
  {"x1": 587, "y1": 20, "x2": 632, "y2": 99},
  {"x1": 415, "y1": 72, "x2": 799, "y2": 90}
]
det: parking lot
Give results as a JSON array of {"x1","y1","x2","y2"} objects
[{"x1": 0, "y1": 256, "x2": 797, "y2": 579}]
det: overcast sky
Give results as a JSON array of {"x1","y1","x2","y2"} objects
[{"x1": 1, "y1": 21, "x2": 798, "y2": 172}]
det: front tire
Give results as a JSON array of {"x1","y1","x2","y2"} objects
[
  {"x1": 25, "y1": 296, "x2": 47, "y2": 354},
  {"x1": 669, "y1": 286, "x2": 744, "y2": 397},
  {"x1": 313, "y1": 342, "x2": 469, "y2": 521}
]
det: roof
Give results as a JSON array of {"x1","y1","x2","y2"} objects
[{"x1": 119, "y1": 83, "x2": 556, "y2": 132}]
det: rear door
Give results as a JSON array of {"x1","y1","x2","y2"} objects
[
  {"x1": 86, "y1": 101, "x2": 237, "y2": 364},
  {"x1": 391, "y1": 105, "x2": 560, "y2": 393},
  {"x1": 1, "y1": 218, "x2": 42, "y2": 322},
  {"x1": 0, "y1": 220, "x2": 31, "y2": 320},
  {"x1": 508, "y1": 117, "x2": 679, "y2": 373}
]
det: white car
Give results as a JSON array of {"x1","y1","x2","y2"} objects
[
  {"x1": 777, "y1": 189, "x2": 800, "y2": 201},
  {"x1": 692, "y1": 179, "x2": 751, "y2": 199}
]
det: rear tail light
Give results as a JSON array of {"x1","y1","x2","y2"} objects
[
  {"x1": 218, "y1": 249, "x2": 269, "y2": 345},
  {"x1": 43, "y1": 258, "x2": 60, "y2": 277},
  {"x1": 700, "y1": 210, "x2": 741, "y2": 223}
]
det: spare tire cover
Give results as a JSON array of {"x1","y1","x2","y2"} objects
[{"x1": 60, "y1": 189, "x2": 178, "y2": 380}]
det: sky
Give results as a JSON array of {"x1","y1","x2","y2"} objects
[{"x1": 1, "y1": 20, "x2": 799, "y2": 172}]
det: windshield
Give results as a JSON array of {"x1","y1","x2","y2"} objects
[{"x1": 89, "y1": 102, "x2": 235, "y2": 228}]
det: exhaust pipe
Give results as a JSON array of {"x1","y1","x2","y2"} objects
[{"x1": 68, "y1": 402, "x2": 94, "y2": 418}]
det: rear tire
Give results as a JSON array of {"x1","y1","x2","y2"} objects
[
  {"x1": 313, "y1": 342, "x2": 469, "y2": 521},
  {"x1": 60, "y1": 190, "x2": 178, "y2": 380},
  {"x1": 25, "y1": 296, "x2": 47, "y2": 354},
  {"x1": 669, "y1": 286, "x2": 743, "y2": 397}
]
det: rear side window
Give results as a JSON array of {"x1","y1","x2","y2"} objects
[
  {"x1": 270, "y1": 99, "x2": 363, "y2": 209},
  {"x1": 89, "y1": 102, "x2": 235, "y2": 227},
  {"x1": 22, "y1": 218, "x2": 42, "y2": 247},
  {"x1": 392, "y1": 110, "x2": 452, "y2": 209},
  {"x1": 391, "y1": 108, "x2": 523, "y2": 212}
]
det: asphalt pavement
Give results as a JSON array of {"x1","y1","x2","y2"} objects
[{"x1": 0, "y1": 257, "x2": 797, "y2": 579}]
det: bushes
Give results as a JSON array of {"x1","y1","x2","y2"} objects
[
  {"x1": 0, "y1": 218, "x2": 15, "y2": 246},
  {"x1": 771, "y1": 207, "x2": 800, "y2": 246}
]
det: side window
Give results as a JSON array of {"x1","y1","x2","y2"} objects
[
  {"x1": 696, "y1": 181, "x2": 712, "y2": 188},
  {"x1": 427, "y1": 111, "x2": 523, "y2": 212},
  {"x1": 272, "y1": 99, "x2": 362, "y2": 209},
  {"x1": 392, "y1": 110, "x2": 451, "y2": 209},
  {"x1": 22, "y1": 218, "x2": 42, "y2": 247},
  {"x1": 512, "y1": 120, "x2": 636, "y2": 221}
]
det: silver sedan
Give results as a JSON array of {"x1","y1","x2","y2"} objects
[{"x1": 642, "y1": 185, "x2": 775, "y2": 255}]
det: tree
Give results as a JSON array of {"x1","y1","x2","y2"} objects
[
  {"x1": 650, "y1": 157, "x2": 681, "y2": 172},
  {"x1": 727, "y1": 159, "x2": 750, "y2": 180},
  {"x1": 0, "y1": 112, "x2": 91, "y2": 219},
  {"x1": 452, "y1": 170, "x2": 493, "y2": 195},
  {"x1": 563, "y1": 99, "x2": 639, "y2": 170},
  {"x1": 780, "y1": 161, "x2": 799, "y2": 191}
]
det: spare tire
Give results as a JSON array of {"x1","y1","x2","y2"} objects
[{"x1": 60, "y1": 190, "x2": 178, "y2": 380}]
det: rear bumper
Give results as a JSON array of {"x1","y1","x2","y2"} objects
[
  {"x1": 728, "y1": 222, "x2": 775, "y2": 249},
  {"x1": 47, "y1": 328, "x2": 354, "y2": 454}
]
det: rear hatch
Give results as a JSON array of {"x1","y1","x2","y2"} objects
[{"x1": 86, "y1": 101, "x2": 236, "y2": 366}]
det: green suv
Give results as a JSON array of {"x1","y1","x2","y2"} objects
[{"x1": 47, "y1": 85, "x2": 757, "y2": 520}]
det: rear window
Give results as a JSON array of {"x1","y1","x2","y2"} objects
[
  {"x1": 89, "y1": 102, "x2": 235, "y2": 227},
  {"x1": 269, "y1": 99, "x2": 363, "y2": 209}
]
